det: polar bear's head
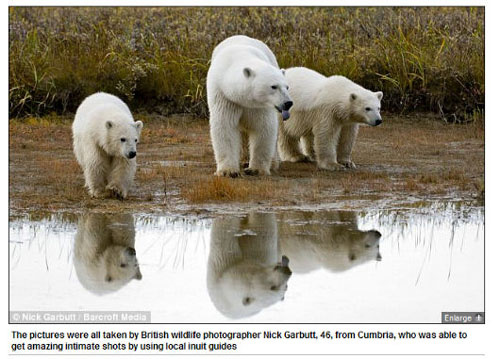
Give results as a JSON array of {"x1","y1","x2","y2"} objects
[
  {"x1": 73, "y1": 214, "x2": 142, "y2": 295},
  {"x1": 104, "y1": 117, "x2": 143, "y2": 159},
  {"x1": 350, "y1": 90, "x2": 383, "y2": 126},
  {"x1": 75, "y1": 244, "x2": 142, "y2": 294},
  {"x1": 242, "y1": 65, "x2": 293, "y2": 120},
  {"x1": 211, "y1": 257, "x2": 292, "y2": 319}
]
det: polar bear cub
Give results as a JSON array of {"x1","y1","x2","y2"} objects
[
  {"x1": 278, "y1": 67, "x2": 383, "y2": 170},
  {"x1": 73, "y1": 213, "x2": 142, "y2": 294},
  {"x1": 207, "y1": 35, "x2": 293, "y2": 177},
  {"x1": 72, "y1": 92, "x2": 143, "y2": 199}
]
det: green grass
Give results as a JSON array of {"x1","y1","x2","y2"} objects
[{"x1": 9, "y1": 7, "x2": 484, "y2": 121}]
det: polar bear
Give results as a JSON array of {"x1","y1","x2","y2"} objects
[
  {"x1": 278, "y1": 211, "x2": 382, "y2": 274},
  {"x1": 207, "y1": 213, "x2": 292, "y2": 319},
  {"x1": 278, "y1": 67, "x2": 383, "y2": 170},
  {"x1": 72, "y1": 92, "x2": 143, "y2": 199},
  {"x1": 207, "y1": 35, "x2": 293, "y2": 177},
  {"x1": 73, "y1": 213, "x2": 142, "y2": 294}
]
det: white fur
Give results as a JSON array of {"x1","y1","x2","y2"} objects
[
  {"x1": 207, "y1": 35, "x2": 292, "y2": 177},
  {"x1": 72, "y1": 92, "x2": 143, "y2": 198},
  {"x1": 207, "y1": 213, "x2": 292, "y2": 319},
  {"x1": 278, "y1": 211, "x2": 382, "y2": 274},
  {"x1": 73, "y1": 213, "x2": 142, "y2": 295},
  {"x1": 278, "y1": 67, "x2": 383, "y2": 170}
]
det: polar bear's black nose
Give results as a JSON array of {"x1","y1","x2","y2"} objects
[
  {"x1": 125, "y1": 247, "x2": 136, "y2": 256},
  {"x1": 283, "y1": 101, "x2": 293, "y2": 111},
  {"x1": 374, "y1": 119, "x2": 382, "y2": 126},
  {"x1": 128, "y1": 151, "x2": 136, "y2": 159}
]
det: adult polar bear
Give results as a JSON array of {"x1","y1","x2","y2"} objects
[
  {"x1": 207, "y1": 35, "x2": 293, "y2": 177},
  {"x1": 278, "y1": 67, "x2": 383, "y2": 170}
]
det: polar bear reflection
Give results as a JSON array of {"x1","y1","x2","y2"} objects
[
  {"x1": 74, "y1": 213, "x2": 142, "y2": 294},
  {"x1": 207, "y1": 213, "x2": 292, "y2": 319},
  {"x1": 278, "y1": 211, "x2": 382, "y2": 273}
]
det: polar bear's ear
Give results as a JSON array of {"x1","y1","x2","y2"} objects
[
  {"x1": 375, "y1": 91, "x2": 383, "y2": 100},
  {"x1": 350, "y1": 93, "x2": 357, "y2": 102},
  {"x1": 106, "y1": 121, "x2": 113, "y2": 129},
  {"x1": 243, "y1": 67, "x2": 254, "y2": 78},
  {"x1": 135, "y1": 121, "x2": 143, "y2": 134},
  {"x1": 281, "y1": 68, "x2": 286, "y2": 75}
]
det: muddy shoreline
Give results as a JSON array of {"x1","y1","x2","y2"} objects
[{"x1": 9, "y1": 113, "x2": 484, "y2": 218}]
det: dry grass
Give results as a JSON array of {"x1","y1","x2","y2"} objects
[
  {"x1": 9, "y1": 7, "x2": 484, "y2": 120},
  {"x1": 8, "y1": 114, "x2": 484, "y2": 215}
]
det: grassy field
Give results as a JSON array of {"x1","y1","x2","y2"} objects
[
  {"x1": 9, "y1": 114, "x2": 484, "y2": 215},
  {"x1": 9, "y1": 7, "x2": 484, "y2": 121}
]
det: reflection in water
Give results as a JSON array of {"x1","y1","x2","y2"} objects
[
  {"x1": 207, "y1": 213, "x2": 292, "y2": 319},
  {"x1": 278, "y1": 211, "x2": 382, "y2": 273},
  {"x1": 73, "y1": 213, "x2": 142, "y2": 294},
  {"x1": 9, "y1": 202, "x2": 484, "y2": 323}
]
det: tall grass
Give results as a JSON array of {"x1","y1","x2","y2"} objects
[{"x1": 9, "y1": 7, "x2": 484, "y2": 120}]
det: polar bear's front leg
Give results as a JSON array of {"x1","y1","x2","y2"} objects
[
  {"x1": 314, "y1": 124, "x2": 345, "y2": 171},
  {"x1": 106, "y1": 157, "x2": 136, "y2": 199},
  {"x1": 210, "y1": 105, "x2": 243, "y2": 178},
  {"x1": 245, "y1": 111, "x2": 277, "y2": 176},
  {"x1": 337, "y1": 124, "x2": 359, "y2": 169},
  {"x1": 83, "y1": 150, "x2": 110, "y2": 198}
]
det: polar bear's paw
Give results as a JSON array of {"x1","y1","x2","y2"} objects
[
  {"x1": 215, "y1": 169, "x2": 241, "y2": 178},
  {"x1": 289, "y1": 155, "x2": 313, "y2": 163},
  {"x1": 339, "y1": 159, "x2": 357, "y2": 169},
  {"x1": 106, "y1": 184, "x2": 127, "y2": 200},
  {"x1": 318, "y1": 160, "x2": 346, "y2": 172},
  {"x1": 244, "y1": 168, "x2": 259, "y2": 176},
  {"x1": 89, "y1": 188, "x2": 107, "y2": 199},
  {"x1": 244, "y1": 167, "x2": 271, "y2": 176}
]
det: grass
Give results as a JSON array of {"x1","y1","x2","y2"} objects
[
  {"x1": 8, "y1": 114, "x2": 484, "y2": 215},
  {"x1": 9, "y1": 7, "x2": 484, "y2": 121}
]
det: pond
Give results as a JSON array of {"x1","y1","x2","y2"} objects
[{"x1": 9, "y1": 201, "x2": 484, "y2": 323}]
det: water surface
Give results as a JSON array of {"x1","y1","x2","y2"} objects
[{"x1": 9, "y1": 202, "x2": 484, "y2": 323}]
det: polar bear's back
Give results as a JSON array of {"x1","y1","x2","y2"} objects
[
  {"x1": 285, "y1": 67, "x2": 328, "y2": 109},
  {"x1": 285, "y1": 67, "x2": 367, "y2": 110},
  {"x1": 73, "y1": 92, "x2": 133, "y2": 135},
  {"x1": 211, "y1": 35, "x2": 279, "y2": 68}
]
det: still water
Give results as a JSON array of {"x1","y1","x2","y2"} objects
[{"x1": 9, "y1": 202, "x2": 484, "y2": 323}]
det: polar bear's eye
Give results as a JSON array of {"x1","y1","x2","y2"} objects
[
  {"x1": 120, "y1": 138, "x2": 126, "y2": 142},
  {"x1": 135, "y1": 139, "x2": 138, "y2": 143},
  {"x1": 365, "y1": 107, "x2": 372, "y2": 112},
  {"x1": 271, "y1": 85, "x2": 278, "y2": 90},
  {"x1": 286, "y1": 86, "x2": 289, "y2": 90}
]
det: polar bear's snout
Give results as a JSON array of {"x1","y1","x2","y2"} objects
[
  {"x1": 282, "y1": 101, "x2": 293, "y2": 111},
  {"x1": 125, "y1": 247, "x2": 136, "y2": 256},
  {"x1": 373, "y1": 117, "x2": 383, "y2": 127},
  {"x1": 275, "y1": 101, "x2": 294, "y2": 121},
  {"x1": 127, "y1": 151, "x2": 137, "y2": 159},
  {"x1": 274, "y1": 255, "x2": 292, "y2": 276}
]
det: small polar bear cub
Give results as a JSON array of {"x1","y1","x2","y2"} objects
[
  {"x1": 72, "y1": 92, "x2": 143, "y2": 199},
  {"x1": 207, "y1": 35, "x2": 293, "y2": 177},
  {"x1": 278, "y1": 67, "x2": 383, "y2": 170},
  {"x1": 73, "y1": 213, "x2": 142, "y2": 294}
]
